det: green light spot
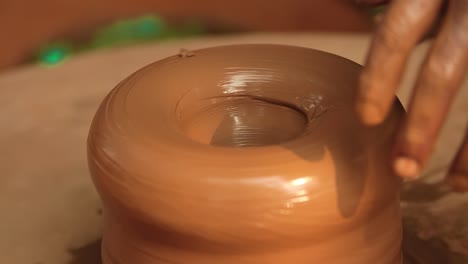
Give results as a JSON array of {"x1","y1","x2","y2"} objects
[
  {"x1": 135, "y1": 16, "x2": 165, "y2": 37},
  {"x1": 40, "y1": 46, "x2": 69, "y2": 65},
  {"x1": 137, "y1": 20, "x2": 157, "y2": 34}
]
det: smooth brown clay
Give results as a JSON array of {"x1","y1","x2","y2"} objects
[{"x1": 87, "y1": 44, "x2": 405, "y2": 263}]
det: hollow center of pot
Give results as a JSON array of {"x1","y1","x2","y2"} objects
[{"x1": 181, "y1": 96, "x2": 307, "y2": 147}]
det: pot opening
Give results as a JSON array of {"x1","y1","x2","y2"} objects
[{"x1": 181, "y1": 95, "x2": 307, "y2": 147}]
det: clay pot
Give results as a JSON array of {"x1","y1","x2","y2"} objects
[{"x1": 87, "y1": 44, "x2": 404, "y2": 263}]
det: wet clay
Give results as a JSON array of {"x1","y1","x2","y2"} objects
[{"x1": 87, "y1": 44, "x2": 405, "y2": 263}]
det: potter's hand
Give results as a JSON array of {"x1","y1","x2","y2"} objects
[{"x1": 356, "y1": 0, "x2": 468, "y2": 191}]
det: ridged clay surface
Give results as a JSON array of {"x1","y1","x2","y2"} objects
[{"x1": 87, "y1": 44, "x2": 404, "y2": 264}]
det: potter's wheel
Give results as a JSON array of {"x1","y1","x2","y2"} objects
[{"x1": 1, "y1": 33, "x2": 467, "y2": 264}]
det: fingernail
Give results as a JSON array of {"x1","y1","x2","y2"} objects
[
  {"x1": 447, "y1": 173, "x2": 468, "y2": 192},
  {"x1": 356, "y1": 102, "x2": 384, "y2": 126},
  {"x1": 393, "y1": 157, "x2": 420, "y2": 179}
]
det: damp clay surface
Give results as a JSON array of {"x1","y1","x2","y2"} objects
[{"x1": 87, "y1": 44, "x2": 405, "y2": 264}]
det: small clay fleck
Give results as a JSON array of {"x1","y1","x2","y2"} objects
[{"x1": 178, "y1": 48, "x2": 195, "y2": 58}]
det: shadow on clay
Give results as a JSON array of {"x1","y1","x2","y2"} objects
[
  {"x1": 209, "y1": 112, "x2": 366, "y2": 218},
  {"x1": 283, "y1": 139, "x2": 367, "y2": 218},
  {"x1": 68, "y1": 239, "x2": 102, "y2": 264}
]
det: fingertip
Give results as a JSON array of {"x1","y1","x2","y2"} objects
[
  {"x1": 355, "y1": 101, "x2": 386, "y2": 126},
  {"x1": 356, "y1": 70, "x2": 388, "y2": 126},
  {"x1": 393, "y1": 157, "x2": 421, "y2": 179}
]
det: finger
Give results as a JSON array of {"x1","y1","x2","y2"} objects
[
  {"x1": 393, "y1": 0, "x2": 468, "y2": 179},
  {"x1": 447, "y1": 130, "x2": 468, "y2": 192},
  {"x1": 357, "y1": 0, "x2": 443, "y2": 125}
]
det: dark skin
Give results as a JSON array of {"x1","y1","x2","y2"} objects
[{"x1": 356, "y1": 0, "x2": 468, "y2": 191}]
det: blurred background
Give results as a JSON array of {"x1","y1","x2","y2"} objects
[{"x1": 0, "y1": 0, "x2": 385, "y2": 72}]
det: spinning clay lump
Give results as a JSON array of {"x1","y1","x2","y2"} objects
[{"x1": 88, "y1": 44, "x2": 405, "y2": 264}]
